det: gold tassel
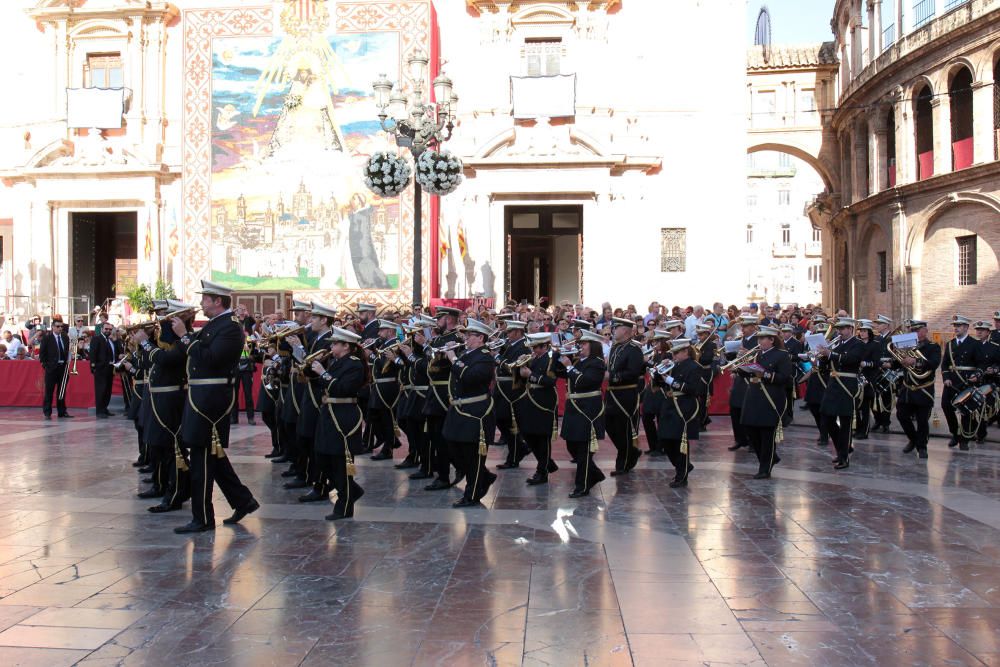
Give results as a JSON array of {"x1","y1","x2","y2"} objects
[
  {"x1": 479, "y1": 427, "x2": 488, "y2": 457},
  {"x1": 394, "y1": 423, "x2": 402, "y2": 439},
  {"x1": 589, "y1": 427, "x2": 599, "y2": 453},
  {"x1": 211, "y1": 426, "x2": 227, "y2": 459},
  {"x1": 551, "y1": 415, "x2": 559, "y2": 443},
  {"x1": 680, "y1": 432, "x2": 689, "y2": 455},
  {"x1": 775, "y1": 422, "x2": 784, "y2": 444},
  {"x1": 510, "y1": 419, "x2": 519, "y2": 435},
  {"x1": 346, "y1": 453, "x2": 357, "y2": 477},
  {"x1": 174, "y1": 441, "x2": 189, "y2": 472}
]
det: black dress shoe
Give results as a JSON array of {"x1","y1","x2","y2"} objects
[
  {"x1": 43, "y1": 414, "x2": 52, "y2": 420},
  {"x1": 131, "y1": 459, "x2": 145, "y2": 468},
  {"x1": 948, "y1": 437, "x2": 958, "y2": 448},
  {"x1": 424, "y1": 479, "x2": 451, "y2": 491},
  {"x1": 753, "y1": 472, "x2": 771, "y2": 480},
  {"x1": 854, "y1": 433, "x2": 868, "y2": 440},
  {"x1": 496, "y1": 461, "x2": 519, "y2": 469},
  {"x1": 569, "y1": 489, "x2": 590, "y2": 498},
  {"x1": 174, "y1": 520, "x2": 214, "y2": 534},
  {"x1": 703, "y1": 417, "x2": 713, "y2": 426},
  {"x1": 648, "y1": 450, "x2": 667, "y2": 458},
  {"x1": 609, "y1": 469, "x2": 627, "y2": 477},
  {"x1": 264, "y1": 449, "x2": 281, "y2": 459},
  {"x1": 283, "y1": 479, "x2": 310, "y2": 489},
  {"x1": 96, "y1": 413, "x2": 109, "y2": 419},
  {"x1": 452, "y1": 497, "x2": 482, "y2": 508},
  {"x1": 669, "y1": 478, "x2": 688, "y2": 488},
  {"x1": 298, "y1": 490, "x2": 329, "y2": 503},
  {"x1": 371, "y1": 450, "x2": 392, "y2": 461},
  {"x1": 903, "y1": 440, "x2": 916, "y2": 453},
  {"x1": 409, "y1": 471, "x2": 433, "y2": 480},
  {"x1": 394, "y1": 457, "x2": 418, "y2": 469},
  {"x1": 148, "y1": 502, "x2": 183, "y2": 513},
  {"x1": 727, "y1": 443, "x2": 744, "y2": 451},
  {"x1": 326, "y1": 506, "x2": 356, "y2": 520},
  {"x1": 525, "y1": 474, "x2": 548, "y2": 486},
  {"x1": 833, "y1": 460, "x2": 850, "y2": 470},
  {"x1": 105, "y1": 411, "x2": 116, "y2": 417},
  {"x1": 248, "y1": 419, "x2": 257, "y2": 426},
  {"x1": 271, "y1": 456, "x2": 291, "y2": 464},
  {"x1": 223, "y1": 499, "x2": 260, "y2": 525},
  {"x1": 569, "y1": 459, "x2": 578, "y2": 464},
  {"x1": 140, "y1": 477, "x2": 153, "y2": 484},
  {"x1": 918, "y1": 450, "x2": 928, "y2": 459},
  {"x1": 545, "y1": 460, "x2": 559, "y2": 474},
  {"x1": 58, "y1": 413, "x2": 74, "y2": 419},
  {"x1": 880, "y1": 425, "x2": 891, "y2": 433},
  {"x1": 137, "y1": 488, "x2": 163, "y2": 499},
  {"x1": 280, "y1": 469, "x2": 300, "y2": 478},
  {"x1": 959, "y1": 441, "x2": 969, "y2": 451},
  {"x1": 138, "y1": 466, "x2": 153, "y2": 474}
]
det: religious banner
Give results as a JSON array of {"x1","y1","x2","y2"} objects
[{"x1": 182, "y1": 1, "x2": 437, "y2": 310}]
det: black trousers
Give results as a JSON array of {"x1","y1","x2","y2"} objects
[
  {"x1": 297, "y1": 436, "x2": 327, "y2": 491},
  {"x1": 642, "y1": 412, "x2": 661, "y2": 452},
  {"x1": 189, "y1": 447, "x2": 254, "y2": 525},
  {"x1": 163, "y1": 441, "x2": 191, "y2": 507},
  {"x1": 873, "y1": 387, "x2": 893, "y2": 427},
  {"x1": 746, "y1": 425, "x2": 777, "y2": 475},
  {"x1": 524, "y1": 432, "x2": 552, "y2": 477},
  {"x1": 232, "y1": 372, "x2": 254, "y2": 421},
  {"x1": 855, "y1": 384, "x2": 874, "y2": 436},
  {"x1": 808, "y1": 403, "x2": 829, "y2": 442},
  {"x1": 426, "y1": 415, "x2": 452, "y2": 482},
  {"x1": 262, "y1": 406, "x2": 280, "y2": 454},
  {"x1": 568, "y1": 440, "x2": 604, "y2": 492},
  {"x1": 897, "y1": 402, "x2": 931, "y2": 451},
  {"x1": 369, "y1": 408, "x2": 396, "y2": 457},
  {"x1": 399, "y1": 416, "x2": 427, "y2": 468},
  {"x1": 660, "y1": 438, "x2": 690, "y2": 482},
  {"x1": 42, "y1": 365, "x2": 67, "y2": 416},
  {"x1": 822, "y1": 414, "x2": 853, "y2": 462},
  {"x1": 149, "y1": 446, "x2": 171, "y2": 493},
  {"x1": 281, "y1": 421, "x2": 300, "y2": 469},
  {"x1": 452, "y1": 442, "x2": 494, "y2": 502},
  {"x1": 317, "y1": 453, "x2": 363, "y2": 514},
  {"x1": 496, "y1": 414, "x2": 528, "y2": 465},
  {"x1": 942, "y1": 386, "x2": 973, "y2": 443},
  {"x1": 93, "y1": 367, "x2": 113, "y2": 414},
  {"x1": 606, "y1": 413, "x2": 640, "y2": 472},
  {"x1": 729, "y1": 406, "x2": 749, "y2": 448}
]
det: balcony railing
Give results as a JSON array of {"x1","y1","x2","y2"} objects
[
  {"x1": 881, "y1": 23, "x2": 895, "y2": 50},
  {"x1": 804, "y1": 241, "x2": 822, "y2": 257},
  {"x1": 944, "y1": 0, "x2": 970, "y2": 9},
  {"x1": 914, "y1": 0, "x2": 936, "y2": 28},
  {"x1": 771, "y1": 242, "x2": 796, "y2": 257}
]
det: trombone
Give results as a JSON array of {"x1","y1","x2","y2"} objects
[{"x1": 720, "y1": 345, "x2": 759, "y2": 373}]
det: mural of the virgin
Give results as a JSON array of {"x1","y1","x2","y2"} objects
[{"x1": 266, "y1": 54, "x2": 345, "y2": 159}]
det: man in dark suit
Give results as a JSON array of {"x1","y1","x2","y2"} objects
[
  {"x1": 39, "y1": 321, "x2": 72, "y2": 419},
  {"x1": 173, "y1": 280, "x2": 259, "y2": 534},
  {"x1": 89, "y1": 322, "x2": 116, "y2": 417}
]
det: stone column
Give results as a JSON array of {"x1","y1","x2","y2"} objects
[
  {"x1": 869, "y1": 0, "x2": 882, "y2": 55},
  {"x1": 871, "y1": 109, "x2": 888, "y2": 193},
  {"x1": 854, "y1": 125, "x2": 869, "y2": 199},
  {"x1": 972, "y1": 77, "x2": 995, "y2": 164},
  {"x1": 888, "y1": 196, "x2": 906, "y2": 319},
  {"x1": 894, "y1": 89, "x2": 914, "y2": 184},
  {"x1": 931, "y1": 95, "x2": 951, "y2": 177}
]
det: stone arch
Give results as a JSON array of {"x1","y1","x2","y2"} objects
[
  {"x1": 510, "y1": 3, "x2": 575, "y2": 28},
  {"x1": 944, "y1": 56, "x2": 978, "y2": 85},
  {"x1": 24, "y1": 139, "x2": 74, "y2": 168},
  {"x1": 855, "y1": 216, "x2": 892, "y2": 317},
  {"x1": 747, "y1": 142, "x2": 836, "y2": 193},
  {"x1": 905, "y1": 192, "x2": 1000, "y2": 266},
  {"x1": 68, "y1": 19, "x2": 127, "y2": 39}
]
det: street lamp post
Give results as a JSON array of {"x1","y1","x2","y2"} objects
[{"x1": 372, "y1": 49, "x2": 458, "y2": 307}]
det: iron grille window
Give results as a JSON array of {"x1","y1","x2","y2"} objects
[
  {"x1": 660, "y1": 228, "x2": 686, "y2": 272},
  {"x1": 877, "y1": 251, "x2": 887, "y2": 292},
  {"x1": 781, "y1": 225, "x2": 791, "y2": 246},
  {"x1": 957, "y1": 235, "x2": 977, "y2": 286}
]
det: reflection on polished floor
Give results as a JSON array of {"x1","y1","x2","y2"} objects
[{"x1": 0, "y1": 408, "x2": 998, "y2": 666}]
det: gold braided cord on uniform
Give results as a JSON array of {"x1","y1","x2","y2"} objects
[
  {"x1": 325, "y1": 398, "x2": 363, "y2": 476},
  {"x1": 147, "y1": 372, "x2": 188, "y2": 472},
  {"x1": 184, "y1": 340, "x2": 231, "y2": 459},
  {"x1": 666, "y1": 386, "x2": 698, "y2": 455}
]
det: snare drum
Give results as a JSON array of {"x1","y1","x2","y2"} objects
[
  {"x1": 978, "y1": 384, "x2": 998, "y2": 417},
  {"x1": 952, "y1": 386, "x2": 985, "y2": 417}
]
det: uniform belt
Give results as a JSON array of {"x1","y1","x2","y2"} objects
[
  {"x1": 496, "y1": 376, "x2": 514, "y2": 382},
  {"x1": 749, "y1": 378, "x2": 762, "y2": 384},
  {"x1": 322, "y1": 397, "x2": 357, "y2": 405},
  {"x1": 608, "y1": 384, "x2": 638, "y2": 391},
  {"x1": 953, "y1": 366, "x2": 978, "y2": 372},
  {"x1": 374, "y1": 377, "x2": 398, "y2": 384},
  {"x1": 451, "y1": 394, "x2": 488, "y2": 407},
  {"x1": 148, "y1": 385, "x2": 182, "y2": 393},
  {"x1": 830, "y1": 372, "x2": 858, "y2": 378},
  {"x1": 133, "y1": 379, "x2": 147, "y2": 385},
  {"x1": 280, "y1": 382, "x2": 290, "y2": 387},
  {"x1": 906, "y1": 380, "x2": 934, "y2": 390},
  {"x1": 431, "y1": 380, "x2": 449, "y2": 386},
  {"x1": 403, "y1": 385, "x2": 429, "y2": 391},
  {"x1": 188, "y1": 378, "x2": 230, "y2": 386},
  {"x1": 528, "y1": 383, "x2": 552, "y2": 390},
  {"x1": 568, "y1": 390, "x2": 602, "y2": 399}
]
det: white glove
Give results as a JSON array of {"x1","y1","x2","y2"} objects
[{"x1": 663, "y1": 375, "x2": 674, "y2": 386}]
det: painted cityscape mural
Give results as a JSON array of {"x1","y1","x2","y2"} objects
[{"x1": 209, "y1": 2, "x2": 401, "y2": 291}]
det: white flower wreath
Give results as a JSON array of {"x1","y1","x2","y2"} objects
[
  {"x1": 362, "y1": 152, "x2": 412, "y2": 198},
  {"x1": 415, "y1": 149, "x2": 463, "y2": 196}
]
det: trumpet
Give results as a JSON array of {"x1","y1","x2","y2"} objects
[
  {"x1": 296, "y1": 348, "x2": 332, "y2": 371},
  {"x1": 653, "y1": 360, "x2": 675, "y2": 376},
  {"x1": 486, "y1": 338, "x2": 507, "y2": 352},
  {"x1": 693, "y1": 321, "x2": 719, "y2": 353},
  {"x1": 378, "y1": 341, "x2": 402, "y2": 356},
  {"x1": 124, "y1": 320, "x2": 158, "y2": 334},
  {"x1": 157, "y1": 307, "x2": 198, "y2": 322},
  {"x1": 430, "y1": 341, "x2": 464, "y2": 355},
  {"x1": 557, "y1": 343, "x2": 580, "y2": 358},
  {"x1": 720, "y1": 346, "x2": 759, "y2": 372},
  {"x1": 509, "y1": 353, "x2": 533, "y2": 368}
]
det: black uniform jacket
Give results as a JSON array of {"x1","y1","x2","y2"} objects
[
  {"x1": 605, "y1": 341, "x2": 645, "y2": 419},
  {"x1": 127, "y1": 346, "x2": 150, "y2": 422},
  {"x1": 398, "y1": 343, "x2": 430, "y2": 420},
  {"x1": 369, "y1": 338, "x2": 402, "y2": 412},
  {"x1": 493, "y1": 336, "x2": 528, "y2": 423},
  {"x1": 559, "y1": 355, "x2": 606, "y2": 441},
  {"x1": 642, "y1": 350, "x2": 670, "y2": 414},
  {"x1": 739, "y1": 347, "x2": 794, "y2": 428},
  {"x1": 728, "y1": 334, "x2": 758, "y2": 408},
  {"x1": 657, "y1": 357, "x2": 705, "y2": 441},
  {"x1": 942, "y1": 336, "x2": 986, "y2": 390},
  {"x1": 178, "y1": 313, "x2": 244, "y2": 448},
  {"x1": 514, "y1": 352, "x2": 564, "y2": 437},
  {"x1": 315, "y1": 354, "x2": 366, "y2": 456},
  {"x1": 896, "y1": 339, "x2": 941, "y2": 407},
  {"x1": 145, "y1": 337, "x2": 187, "y2": 449},
  {"x1": 819, "y1": 336, "x2": 865, "y2": 417},
  {"x1": 443, "y1": 346, "x2": 497, "y2": 444},
  {"x1": 423, "y1": 329, "x2": 460, "y2": 417},
  {"x1": 298, "y1": 329, "x2": 334, "y2": 438},
  {"x1": 696, "y1": 338, "x2": 717, "y2": 388}
]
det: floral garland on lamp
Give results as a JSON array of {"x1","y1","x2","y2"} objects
[
  {"x1": 363, "y1": 152, "x2": 412, "y2": 198},
  {"x1": 415, "y1": 150, "x2": 463, "y2": 196}
]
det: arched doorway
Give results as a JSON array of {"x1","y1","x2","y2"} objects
[{"x1": 950, "y1": 66, "x2": 974, "y2": 170}]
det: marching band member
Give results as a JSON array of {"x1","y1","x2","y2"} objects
[
  {"x1": 443, "y1": 318, "x2": 498, "y2": 507},
  {"x1": 941, "y1": 315, "x2": 985, "y2": 451},
  {"x1": 853, "y1": 320, "x2": 879, "y2": 440},
  {"x1": 276, "y1": 301, "x2": 312, "y2": 481},
  {"x1": 641, "y1": 329, "x2": 671, "y2": 457},
  {"x1": 173, "y1": 280, "x2": 259, "y2": 533},
  {"x1": 815, "y1": 318, "x2": 864, "y2": 469},
  {"x1": 973, "y1": 320, "x2": 997, "y2": 443},
  {"x1": 656, "y1": 338, "x2": 704, "y2": 487},
  {"x1": 396, "y1": 316, "x2": 436, "y2": 475},
  {"x1": 494, "y1": 317, "x2": 530, "y2": 469},
  {"x1": 694, "y1": 321, "x2": 718, "y2": 429},
  {"x1": 871, "y1": 315, "x2": 895, "y2": 433},
  {"x1": 256, "y1": 334, "x2": 282, "y2": 460},
  {"x1": 294, "y1": 302, "x2": 336, "y2": 502},
  {"x1": 896, "y1": 319, "x2": 941, "y2": 458},
  {"x1": 604, "y1": 317, "x2": 645, "y2": 476},
  {"x1": 369, "y1": 320, "x2": 403, "y2": 461},
  {"x1": 739, "y1": 325, "x2": 794, "y2": 479},
  {"x1": 803, "y1": 317, "x2": 831, "y2": 448},
  {"x1": 357, "y1": 303, "x2": 380, "y2": 452},
  {"x1": 779, "y1": 323, "x2": 803, "y2": 425},
  {"x1": 423, "y1": 306, "x2": 463, "y2": 490},
  {"x1": 726, "y1": 315, "x2": 759, "y2": 452},
  {"x1": 515, "y1": 332, "x2": 564, "y2": 485},
  {"x1": 313, "y1": 326, "x2": 367, "y2": 520},
  {"x1": 558, "y1": 329, "x2": 607, "y2": 497}
]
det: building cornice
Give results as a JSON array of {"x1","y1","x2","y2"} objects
[
  {"x1": 466, "y1": 0, "x2": 620, "y2": 13},
  {"x1": 1, "y1": 164, "x2": 181, "y2": 185},
  {"x1": 28, "y1": 1, "x2": 179, "y2": 25},
  {"x1": 462, "y1": 154, "x2": 660, "y2": 176}
]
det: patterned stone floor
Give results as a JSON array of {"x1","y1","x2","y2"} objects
[{"x1": 0, "y1": 406, "x2": 998, "y2": 666}]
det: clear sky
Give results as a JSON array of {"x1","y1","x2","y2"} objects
[{"x1": 747, "y1": 0, "x2": 836, "y2": 44}]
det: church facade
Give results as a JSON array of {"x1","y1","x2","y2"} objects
[{"x1": 0, "y1": 0, "x2": 746, "y2": 318}]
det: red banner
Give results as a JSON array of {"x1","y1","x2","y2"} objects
[{"x1": 0, "y1": 362, "x2": 121, "y2": 408}]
